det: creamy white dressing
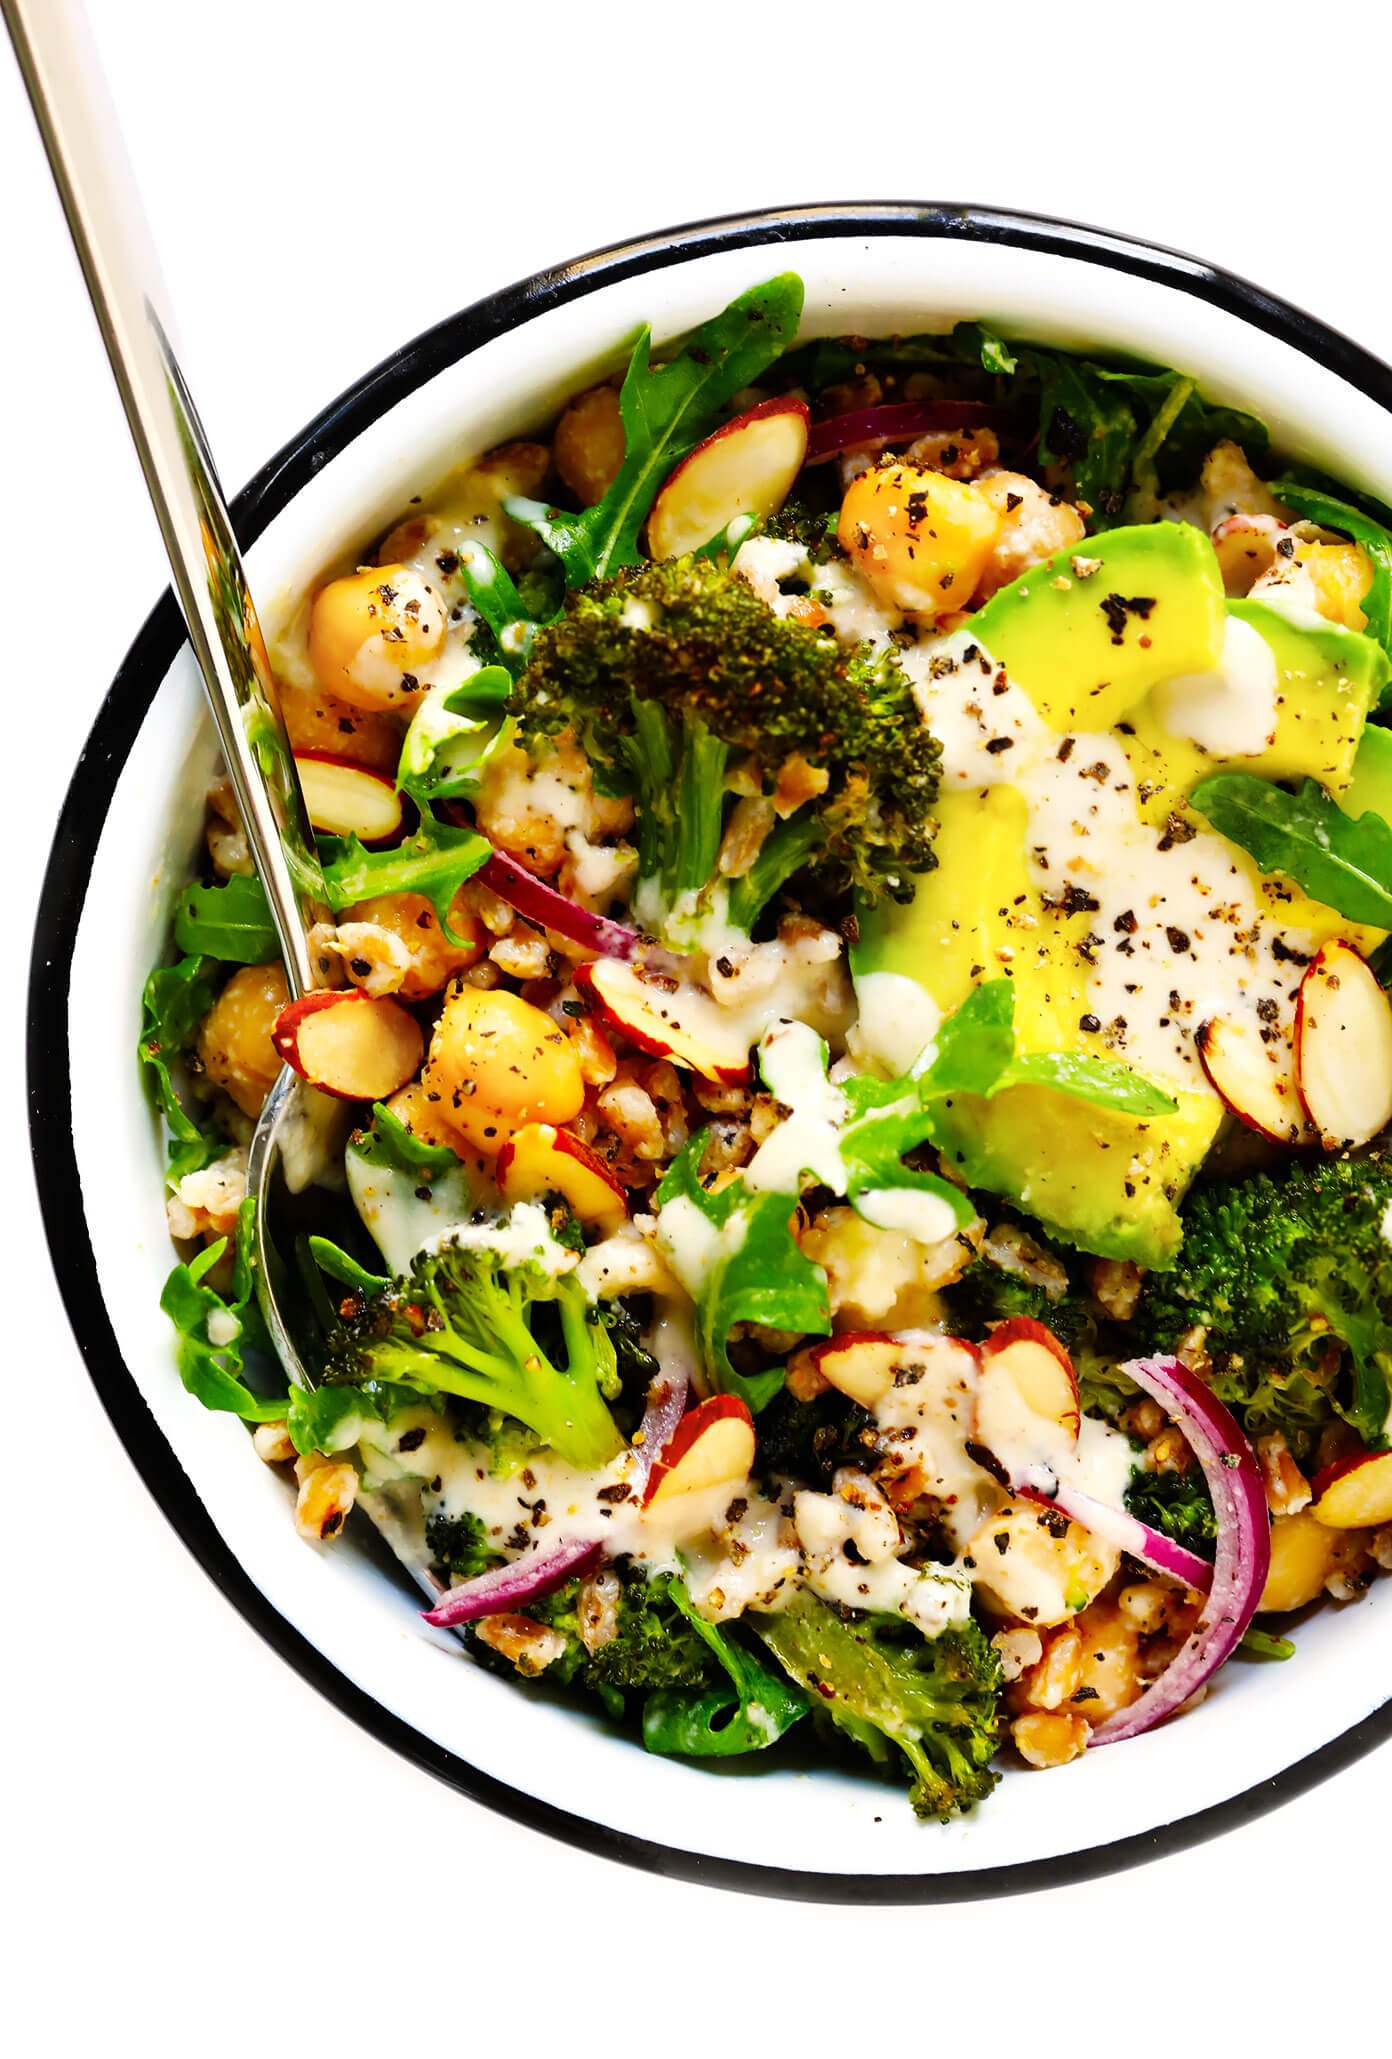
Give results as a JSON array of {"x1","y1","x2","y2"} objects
[
  {"x1": 745, "y1": 1019, "x2": 849, "y2": 1194},
  {"x1": 854, "y1": 1186, "x2": 962, "y2": 1242},
  {"x1": 1152, "y1": 614, "x2": 1278, "y2": 757},
  {"x1": 894, "y1": 624, "x2": 1332, "y2": 1091},
  {"x1": 418, "y1": 1200, "x2": 579, "y2": 1275},
  {"x1": 655, "y1": 1194, "x2": 743, "y2": 1300},
  {"x1": 846, "y1": 970, "x2": 943, "y2": 1074}
]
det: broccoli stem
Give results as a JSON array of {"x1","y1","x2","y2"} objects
[{"x1": 725, "y1": 810, "x2": 827, "y2": 933}]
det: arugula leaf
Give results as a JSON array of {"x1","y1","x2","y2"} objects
[
  {"x1": 174, "y1": 874, "x2": 280, "y2": 962},
  {"x1": 306, "y1": 1235, "x2": 390, "y2": 1297},
  {"x1": 138, "y1": 954, "x2": 225, "y2": 1181},
  {"x1": 1190, "y1": 772, "x2": 1392, "y2": 928},
  {"x1": 318, "y1": 813, "x2": 491, "y2": 941},
  {"x1": 642, "y1": 1573, "x2": 809, "y2": 1758},
  {"x1": 159, "y1": 1197, "x2": 283, "y2": 1421},
  {"x1": 396, "y1": 663, "x2": 513, "y2": 805},
  {"x1": 833, "y1": 1072, "x2": 975, "y2": 1233},
  {"x1": 454, "y1": 541, "x2": 542, "y2": 677},
  {"x1": 913, "y1": 980, "x2": 1016, "y2": 1095},
  {"x1": 1272, "y1": 476, "x2": 1392, "y2": 659},
  {"x1": 917, "y1": 981, "x2": 1177, "y2": 1114},
  {"x1": 285, "y1": 1377, "x2": 436, "y2": 1457},
  {"x1": 655, "y1": 1135, "x2": 830, "y2": 1412},
  {"x1": 505, "y1": 274, "x2": 804, "y2": 588},
  {"x1": 1006, "y1": 1050, "x2": 1179, "y2": 1116},
  {"x1": 352, "y1": 1098, "x2": 462, "y2": 1179}
]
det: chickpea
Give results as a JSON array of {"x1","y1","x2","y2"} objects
[
  {"x1": 1068, "y1": 1600, "x2": 1141, "y2": 1721},
  {"x1": 1260, "y1": 1510, "x2": 1347, "y2": 1613},
  {"x1": 340, "y1": 892, "x2": 485, "y2": 1001},
  {"x1": 971, "y1": 471, "x2": 1087, "y2": 602},
  {"x1": 277, "y1": 673, "x2": 401, "y2": 774},
  {"x1": 553, "y1": 385, "x2": 626, "y2": 506},
  {"x1": 1011, "y1": 1710, "x2": 1089, "y2": 1769},
  {"x1": 425, "y1": 983, "x2": 585, "y2": 1154},
  {"x1": 837, "y1": 462, "x2": 1002, "y2": 617},
  {"x1": 307, "y1": 563, "x2": 446, "y2": 712},
  {"x1": 196, "y1": 962, "x2": 288, "y2": 1118},
  {"x1": 1293, "y1": 537, "x2": 1373, "y2": 631}
]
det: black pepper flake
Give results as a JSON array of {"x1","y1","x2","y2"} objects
[
  {"x1": 1079, "y1": 1012, "x2": 1102, "y2": 1033},
  {"x1": 1166, "y1": 926, "x2": 1191, "y2": 953},
  {"x1": 397, "y1": 1426, "x2": 426, "y2": 1452},
  {"x1": 1114, "y1": 909, "x2": 1137, "y2": 934},
  {"x1": 985, "y1": 736, "x2": 1014, "y2": 755}
]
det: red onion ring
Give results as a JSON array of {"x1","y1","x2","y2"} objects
[
  {"x1": 477, "y1": 848, "x2": 688, "y2": 975},
  {"x1": 422, "y1": 1536, "x2": 603, "y2": 1628},
  {"x1": 1020, "y1": 1478, "x2": 1213, "y2": 1594},
  {"x1": 1087, "y1": 1356, "x2": 1270, "y2": 1747},
  {"x1": 805, "y1": 399, "x2": 1008, "y2": 466}
]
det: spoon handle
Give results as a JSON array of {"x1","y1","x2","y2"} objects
[{"x1": 4, "y1": 0, "x2": 324, "y2": 997}]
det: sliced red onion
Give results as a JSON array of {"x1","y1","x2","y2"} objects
[
  {"x1": 632, "y1": 1366, "x2": 691, "y2": 1487},
  {"x1": 1087, "y1": 1356, "x2": 1270, "y2": 1748},
  {"x1": 422, "y1": 1536, "x2": 603, "y2": 1628},
  {"x1": 805, "y1": 399, "x2": 1007, "y2": 466},
  {"x1": 478, "y1": 848, "x2": 687, "y2": 974},
  {"x1": 1019, "y1": 1479, "x2": 1213, "y2": 1594}
]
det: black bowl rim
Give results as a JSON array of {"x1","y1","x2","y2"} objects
[{"x1": 28, "y1": 199, "x2": 1392, "y2": 1905}]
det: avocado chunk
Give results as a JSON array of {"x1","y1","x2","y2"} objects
[
  {"x1": 1122, "y1": 597, "x2": 1391, "y2": 824},
  {"x1": 1342, "y1": 716, "x2": 1392, "y2": 824},
  {"x1": 853, "y1": 790, "x2": 1221, "y2": 1268},
  {"x1": 971, "y1": 522, "x2": 1226, "y2": 732}
]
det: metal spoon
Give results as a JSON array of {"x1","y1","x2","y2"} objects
[{"x1": 7, "y1": 0, "x2": 438, "y2": 1588}]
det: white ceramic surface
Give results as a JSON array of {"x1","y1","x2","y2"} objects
[{"x1": 43, "y1": 210, "x2": 1392, "y2": 1894}]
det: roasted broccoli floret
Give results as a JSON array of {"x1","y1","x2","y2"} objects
[
  {"x1": 752, "y1": 1592, "x2": 1003, "y2": 1821},
  {"x1": 1140, "y1": 1153, "x2": 1392, "y2": 1453},
  {"x1": 514, "y1": 555, "x2": 940, "y2": 939},
  {"x1": 424, "y1": 1509, "x2": 502, "y2": 1581},
  {"x1": 1125, "y1": 1466, "x2": 1217, "y2": 1558},
  {"x1": 753, "y1": 1386, "x2": 879, "y2": 1490},
  {"x1": 525, "y1": 1564, "x2": 723, "y2": 1715},
  {"x1": 329, "y1": 1240, "x2": 624, "y2": 1471},
  {"x1": 944, "y1": 1222, "x2": 1095, "y2": 1352}
]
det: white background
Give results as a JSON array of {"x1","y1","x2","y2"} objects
[{"x1": 6, "y1": 1, "x2": 1391, "y2": 2049}]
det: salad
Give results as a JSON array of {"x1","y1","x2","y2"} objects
[{"x1": 143, "y1": 272, "x2": 1392, "y2": 1821}]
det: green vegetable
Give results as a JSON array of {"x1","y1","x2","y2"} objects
[
  {"x1": 138, "y1": 953, "x2": 224, "y2": 1181},
  {"x1": 1273, "y1": 476, "x2": 1392, "y2": 659},
  {"x1": 396, "y1": 664, "x2": 513, "y2": 805},
  {"x1": 506, "y1": 274, "x2": 804, "y2": 588},
  {"x1": 655, "y1": 1135, "x2": 831, "y2": 1413},
  {"x1": 306, "y1": 1235, "x2": 389, "y2": 1298},
  {"x1": 329, "y1": 1236, "x2": 625, "y2": 1470},
  {"x1": 1190, "y1": 772, "x2": 1392, "y2": 928},
  {"x1": 176, "y1": 809, "x2": 494, "y2": 960},
  {"x1": 285, "y1": 1378, "x2": 437, "y2": 1457},
  {"x1": 752, "y1": 1386, "x2": 877, "y2": 1490},
  {"x1": 916, "y1": 980, "x2": 1178, "y2": 1116},
  {"x1": 317, "y1": 814, "x2": 491, "y2": 941},
  {"x1": 752, "y1": 1594, "x2": 1003, "y2": 1822},
  {"x1": 642, "y1": 1574, "x2": 809, "y2": 1757},
  {"x1": 159, "y1": 1197, "x2": 283, "y2": 1422},
  {"x1": 1125, "y1": 1465, "x2": 1217, "y2": 1557},
  {"x1": 1140, "y1": 1152, "x2": 1392, "y2": 1450},
  {"x1": 453, "y1": 541, "x2": 543, "y2": 676},
  {"x1": 522, "y1": 1564, "x2": 726, "y2": 1720},
  {"x1": 174, "y1": 875, "x2": 280, "y2": 963},
  {"x1": 1239, "y1": 1628, "x2": 1296, "y2": 1661},
  {"x1": 424, "y1": 1509, "x2": 503, "y2": 1581},
  {"x1": 516, "y1": 554, "x2": 940, "y2": 940},
  {"x1": 784, "y1": 321, "x2": 1267, "y2": 525}
]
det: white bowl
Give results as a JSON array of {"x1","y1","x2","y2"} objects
[{"x1": 32, "y1": 204, "x2": 1392, "y2": 1900}]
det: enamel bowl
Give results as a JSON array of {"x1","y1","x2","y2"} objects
[{"x1": 32, "y1": 204, "x2": 1392, "y2": 1901}]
